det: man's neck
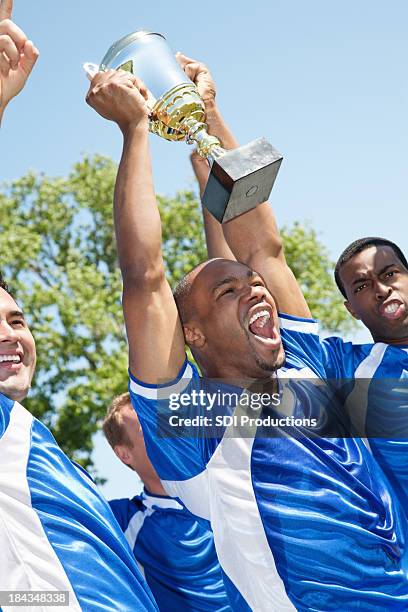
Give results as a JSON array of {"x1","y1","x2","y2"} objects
[
  {"x1": 372, "y1": 334, "x2": 408, "y2": 347},
  {"x1": 199, "y1": 362, "x2": 278, "y2": 395},
  {"x1": 198, "y1": 355, "x2": 278, "y2": 382},
  {"x1": 141, "y1": 477, "x2": 168, "y2": 497}
]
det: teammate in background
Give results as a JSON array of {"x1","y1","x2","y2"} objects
[
  {"x1": 186, "y1": 55, "x2": 408, "y2": 516},
  {"x1": 322, "y1": 238, "x2": 408, "y2": 509},
  {"x1": 86, "y1": 63, "x2": 408, "y2": 610},
  {"x1": 103, "y1": 392, "x2": 231, "y2": 612},
  {"x1": 0, "y1": 3, "x2": 157, "y2": 608}
]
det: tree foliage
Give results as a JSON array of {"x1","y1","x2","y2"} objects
[
  {"x1": 0, "y1": 155, "x2": 353, "y2": 472},
  {"x1": 281, "y1": 223, "x2": 354, "y2": 332}
]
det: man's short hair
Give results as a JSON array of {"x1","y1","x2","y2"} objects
[
  {"x1": 173, "y1": 262, "x2": 206, "y2": 323},
  {"x1": 103, "y1": 392, "x2": 133, "y2": 449},
  {"x1": 334, "y1": 237, "x2": 408, "y2": 298}
]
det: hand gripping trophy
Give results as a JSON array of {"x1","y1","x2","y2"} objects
[{"x1": 85, "y1": 30, "x2": 282, "y2": 222}]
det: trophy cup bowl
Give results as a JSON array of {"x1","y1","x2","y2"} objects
[{"x1": 99, "y1": 31, "x2": 283, "y2": 223}]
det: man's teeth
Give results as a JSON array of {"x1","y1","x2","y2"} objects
[
  {"x1": 249, "y1": 310, "x2": 270, "y2": 327},
  {"x1": 0, "y1": 355, "x2": 20, "y2": 363},
  {"x1": 384, "y1": 303, "x2": 399, "y2": 314}
]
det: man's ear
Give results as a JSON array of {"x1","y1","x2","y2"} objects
[
  {"x1": 183, "y1": 323, "x2": 206, "y2": 348},
  {"x1": 114, "y1": 444, "x2": 132, "y2": 467},
  {"x1": 344, "y1": 300, "x2": 360, "y2": 320}
]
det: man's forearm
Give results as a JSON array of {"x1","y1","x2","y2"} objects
[
  {"x1": 202, "y1": 204, "x2": 235, "y2": 260},
  {"x1": 223, "y1": 201, "x2": 284, "y2": 265},
  {"x1": 196, "y1": 101, "x2": 238, "y2": 260},
  {"x1": 190, "y1": 149, "x2": 235, "y2": 260},
  {"x1": 114, "y1": 120, "x2": 164, "y2": 283},
  {"x1": 184, "y1": 54, "x2": 309, "y2": 317},
  {"x1": 202, "y1": 102, "x2": 283, "y2": 263},
  {"x1": 205, "y1": 100, "x2": 239, "y2": 151}
]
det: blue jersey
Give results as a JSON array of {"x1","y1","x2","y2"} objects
[
  {"x1": 129, "y1": 314, "x2": 408, "y2": 611},
  {"x1": 322, "y1": 336, "x2": 408, "y2": 512},
  {"x1": 109, "y1": 489, "x2": 231, "y2": 611},
  {"x1": 0, "y1": 393, "x2": 157, "y2": 611}
]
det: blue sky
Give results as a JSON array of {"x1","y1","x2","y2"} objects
[{"x1": 2, "y1": 0, "x2": 407, "y2": 497}]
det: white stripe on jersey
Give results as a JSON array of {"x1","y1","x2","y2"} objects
[
  {"x1": 207, "y1": 397, "x2": 295, "y2": 612},
  {"x1": 279, "y1": 316, "x2": 318, "y2": 335},
  {"x1": 163, "y1": 393, "x2": 295, "y2": 612},
  {"x1": 162, "y1": 470, "x2": 211, "y2": 521},
  {"x1": 123, "y1": 492, "x2": 184, "y2": 550},
  {"x1": 124, "y1": 507, "x2": 155, "y2": 550},
  {"x1": 142, "y1": 493, "x2": 183, "y2": 511},
  {"x1": 278, "y1": 366, "x2": 319, "y2": 379},
  {"x1": 129, "y1": 363, "x2": 194, "y2": 400},
  {"x1": 0, "y1": 401, "x2": 81, "y2": 610},
  {"x1": 344, "y1": 343, "x2": 388, "y2": 449}
]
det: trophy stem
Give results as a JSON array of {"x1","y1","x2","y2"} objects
[{"x1": 183, "y1": 118, "x2": 225, "y2": 163}]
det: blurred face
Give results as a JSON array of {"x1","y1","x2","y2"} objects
[
  {"x1": 115, "y1": 404, "x2": 162, "y2": 486},
  {"x1": 339, "y1": 246, "x2": 408, "y2": 344},
  {"x1": 0, "y1": 288, "x2": 36, "y2": 401},
  {"x1": 185, "y1": 259, "x2": 285, "y2": 378}
]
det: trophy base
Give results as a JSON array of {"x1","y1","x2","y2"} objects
[{"x1": 202, "y1": 138, "x2": 283, "y2": 223}]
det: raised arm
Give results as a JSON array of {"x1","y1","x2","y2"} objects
[
  {"x1": 190, "y1": 150, "x2": 235, "y2": 260},
  {"x1": 176, "y1": 54, "x2": 235, "y2": 260},
  {"x1": 179, "y1": 53, "x2": 310, "y2": 318},
  {"x1": 0, "y1": 0, "x2": 38, "y2": 126},
  {"x1": 86, "y1": 70, "x2": 185, "y2": 383}
]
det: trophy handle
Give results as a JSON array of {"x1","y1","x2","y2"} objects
[{"x1": 83, "y1": 62, "x2": 99, "y2": 80}]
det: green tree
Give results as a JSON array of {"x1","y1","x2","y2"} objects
[{"x1": 0, "y1": 155, "x2": 353, "y2": 472}]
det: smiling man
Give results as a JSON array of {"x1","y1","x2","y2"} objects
[
  {"x1": 0, "y1": 280, "x2": 157, "y2": 610},
  {"x1": 0, "y1": 284, "x2": 36, "y2": 400},
  {"x1": 87, "y1": 64, "x2": 408, "y2": 610},
  {"x1": 0, "y1": 3, "x2": 157, "y2": 609}
]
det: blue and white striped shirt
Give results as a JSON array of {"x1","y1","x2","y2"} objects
[
  {"x1": 0, "y1": 393, "x2": 157, "y2": 611},
  {"x1": 110, "y1": 489, "x2": 231, "y2": 611},
  {"x1": 129, "y1": 314, "x2": 408, "y2": 611}
]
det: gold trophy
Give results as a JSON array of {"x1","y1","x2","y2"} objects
[{"x1": 96, "y1": 30, "x2": 283, "y2": 222}]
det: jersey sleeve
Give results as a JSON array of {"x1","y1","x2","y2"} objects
[
  {"x1": 278, "y1": 312, "x2": 324, "y2": 375},
  {"x1": 129, "y1": 359, "x2": 214, "y2": 482},
  {"x1": 109, "y1": 497, "x2": 142, "y2": 533},
  {"x1": 320, "y1": 335, "x2": 357, "y2": 379},
  {"x1": 0, "y1": 394, "x2": 14, "y2": 440},
  {"x1": 278, "y1": 314, "x2": 357, "y2": 437}
]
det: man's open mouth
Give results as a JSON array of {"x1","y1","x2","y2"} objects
[
  {"x1": 0, "y1": 354, "x2": 22, "y2": 368},
  {"x1": 247, "y1": 305, "x2": 281, "y2": 348},
  {"x1": 379, "y1": 300, "x2": 406, "y2": 321}
]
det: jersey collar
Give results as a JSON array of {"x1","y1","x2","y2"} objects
[{"x1": 142, "y1": 489, "x2": 184, "y2": 511}]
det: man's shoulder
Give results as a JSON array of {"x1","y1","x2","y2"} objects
[
  {"x1": 109, "y1": 495, "x2": 146, "y2": 532},
  {"x1": 319, "y1": 335, "x2": 403, "y2": 378},
  {"x1": 278, "y1": 312, "x2": 323, "y2": 375},
  {"x1": 322, "y1": 335, "x2": 378, "y2": 363},
  {"x1": 322, "y1": 334, "x2": 371, "y2": 352},
  {"x1": 278, "y1": 312, "x2": 319, "y2": 335},
  {"x1": 109, "y1": 495, "x2": 145, "y2": 515},
  {"x1": 129, "y1": 358, "x2": 200, "y2": 401},
  {"x1": 0, "y1": 393, "x2": 17, "y2": 440}
]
